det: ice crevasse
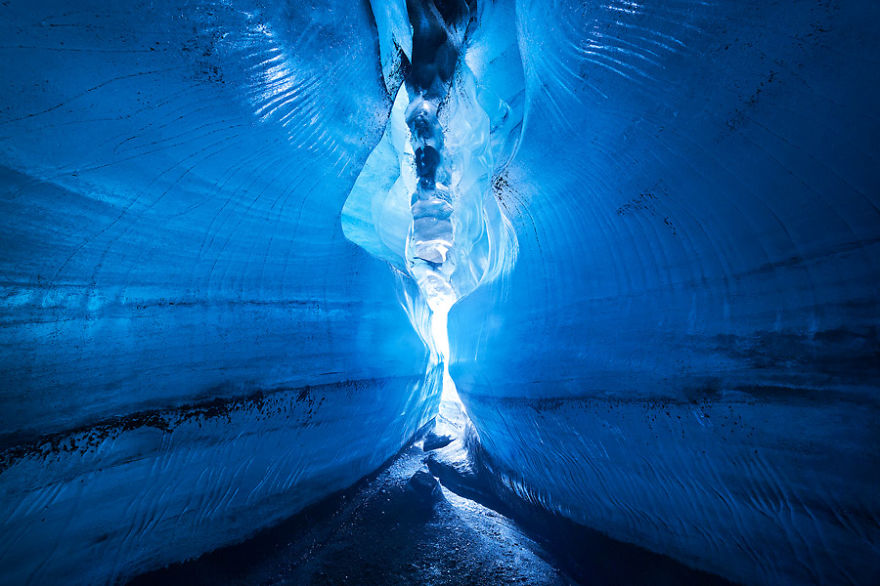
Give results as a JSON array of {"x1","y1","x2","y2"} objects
[{"x1": 0, "y1": 0, "x2": 878, "y2": 585}]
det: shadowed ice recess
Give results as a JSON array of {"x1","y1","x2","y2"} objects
[{"x1": 0, "y1": 0, "x2": 878, "y2": 585}]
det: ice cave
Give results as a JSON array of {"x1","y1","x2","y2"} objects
[{"x1": 1, "y1": 0, "x2": 878, "y2": 584}]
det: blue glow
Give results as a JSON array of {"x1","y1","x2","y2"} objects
[{"x1": 0, "y1": 0, "x2": 878, "y2": 584}]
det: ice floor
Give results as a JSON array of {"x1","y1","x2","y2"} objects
[{"x1": 129, "y1": 403, "x2": 730, "y2": 586}]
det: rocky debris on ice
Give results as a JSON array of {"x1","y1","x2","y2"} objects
[
  {"x1": 408, "y1": 469, "x2": 443, "y2": 505},
  {"x1": 422, "y1": 431, "x2": 454, "y2": 451}
]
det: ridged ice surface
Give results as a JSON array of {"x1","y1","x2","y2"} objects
[
  {"x1": 2, "y1": 0, "x2": 879, "y2": 584},
  {"x1": 0, "y1": 0, "x2": 439, "y2": 583},
  {"x1": 450, "y1": 0, "x2": 880, "y2": 584}
]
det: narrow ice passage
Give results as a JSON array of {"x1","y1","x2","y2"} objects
[
  {"x1": 0, "y1": 0, "x2": 878, "y2": 584},
  {"x1": 342, "y1": 0, "x2": 518, "y2": 369}
]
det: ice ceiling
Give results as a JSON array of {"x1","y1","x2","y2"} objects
[{"x1": 1, "y1": 0, "x2": 878, "y2": 584}]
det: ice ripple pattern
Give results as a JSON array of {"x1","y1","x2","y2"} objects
[{"x1": 451, "y1": 0, "x2": 880, "y2": 584}]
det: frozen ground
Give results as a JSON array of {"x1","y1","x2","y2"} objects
[
  {"x1": 130, "y1": 404, "x2": 729, "y2": 586},
  {"x1": 128, "y1": 445, "x2": 569, "y2": 585}
]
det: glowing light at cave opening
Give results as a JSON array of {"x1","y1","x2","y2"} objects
[{"x1": 341, "y1": 0, "x2": 518, "y2": 414}]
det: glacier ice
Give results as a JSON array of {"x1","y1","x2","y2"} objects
[
  {"x1": 0, "y1": 0, "x2": 878, "y2": 584},
  {"x1": 448, "y1": 1, "x2": 880, "y2": 584},
  {"x1": 343, "y1": 0, "x2": 519, "y2": 361},
  {"x1": 0, "y1": 1, "x2": 441, "y2": 583}
]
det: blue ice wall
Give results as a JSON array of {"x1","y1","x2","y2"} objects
[
  {"x1": 2, "y1": 0, "x2": 879, "y2": 584},
  {"x1": 0, "y1": 0, "x2": 440, "y2": 583},
  {"x1": 450, "y1": 0, "x2": 880, "y2": 584}
]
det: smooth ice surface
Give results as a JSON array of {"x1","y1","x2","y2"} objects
[
  {"x1": 449, "y1": 1, "x2": 880, "y2": 584},
  {"x1": 0, "y1": 1, "x2": 440, "y2": 583}
]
